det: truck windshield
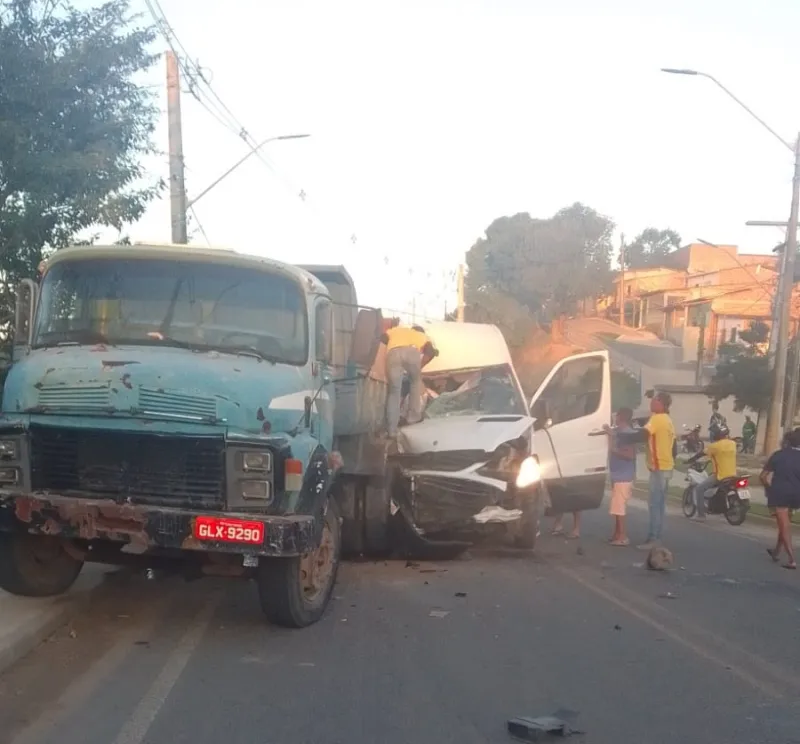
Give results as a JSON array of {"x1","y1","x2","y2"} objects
[
  {"x1": 33, "y1": 258, "x2": 309, "y2": 365},
  {"x1": 424, "y1": 364, "x2": 527, "y2": 418}
]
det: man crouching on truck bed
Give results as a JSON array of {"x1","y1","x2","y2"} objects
[{"x1": 381, "y1": 323, "x2": 438, "y2": 437}]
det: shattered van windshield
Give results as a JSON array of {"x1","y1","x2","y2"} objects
[{"x1": 424, "y1": 364, "x2": 527, "y2": 418}]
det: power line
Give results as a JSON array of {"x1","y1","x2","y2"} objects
[
  {"x1": 188, "y1": 204, "x2": 211, "y2": 246},
  {"x1": 144, "y1": 0, "x2": 363, "y2": 249}
]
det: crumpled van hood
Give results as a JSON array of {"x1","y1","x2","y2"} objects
[{"x1": 399, "y1": 414, "x2": 533, "y2": 454}]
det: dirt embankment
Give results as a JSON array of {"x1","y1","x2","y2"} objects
[{"x1": 514, "y1": 323, "x2": 585, "y2": 395}]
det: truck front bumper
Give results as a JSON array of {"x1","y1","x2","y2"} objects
[{"x1": 0, "y1": 490, "x2": 317, "y2": 558}]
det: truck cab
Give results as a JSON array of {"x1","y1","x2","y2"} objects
[{"x1": 0, "y1": 244, "x2": 343, "y2": 628}]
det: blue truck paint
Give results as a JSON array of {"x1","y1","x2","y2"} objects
[{"x1": 0, "y1": 247, "x2": 341, "y2": 560}]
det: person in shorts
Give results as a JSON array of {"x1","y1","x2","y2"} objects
[
  {"x1": 607, "y1": 407, "x2": 636, "y2": 546},
  {"x1": 761, "y1": 427, "x2": 800, "y2": 570}
]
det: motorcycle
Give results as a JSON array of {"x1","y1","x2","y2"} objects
[
  {"x1": 681, "y1": 459, "x2": 750, "y2": 526},
  {"x1": 680, "y1": 424, "x2": 703, "y2": 454}
]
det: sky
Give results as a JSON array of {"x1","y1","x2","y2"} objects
[{"x1": 99, "y1": 0, "x2": 800, "y2": 321}]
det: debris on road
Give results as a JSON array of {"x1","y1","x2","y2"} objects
[
  {"x1": 646, "y1": 546, "x2": 673, "y2": 571},
  {"x1": 659, "y1": 592, "x2": 678, "y2": 600},
  {"x1": 429, "y1": 610, "x2": 450, "y2": 618},
  {"x1": 507, "y1": 709, "x2": 583, "y2": 740},
  {"x1": 405, "y1": 560, "x2": 420, "y2": 568},
  {"x1": 613, "y1": 624, "x2": 622, "y2": 631},
  {"x1": 455, "y1": 592, "x2": 467, "y2": 598}
]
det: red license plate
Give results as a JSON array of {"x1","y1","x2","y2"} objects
[{"x1": 193, "y1": 516, "x2": 265, "y2": 545}]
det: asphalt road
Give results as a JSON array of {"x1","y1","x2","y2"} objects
[{"x1": 2, "y1": 499, "x2": 800, "y2": 744}]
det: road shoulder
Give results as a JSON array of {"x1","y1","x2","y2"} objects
[{"x1": 0, "y1": 564, "x2": 110, "y2": 675}]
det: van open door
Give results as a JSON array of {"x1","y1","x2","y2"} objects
[{"x1": 529, "y1": 350, "x2": 611, "y2": 514}]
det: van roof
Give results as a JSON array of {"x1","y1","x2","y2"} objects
[{"x1": 421, "y1": 321, "x2": 514, "y2": 374}]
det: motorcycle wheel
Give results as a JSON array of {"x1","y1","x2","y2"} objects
[
  {"x1": 681, "y1": 487, "x2": 696, "y2": 518},
  {"x1": 734, "y1": 438, "x2": 744, "y2": 454},
  {"x1": 725, "y1": 493, "x2": 748, "y2": 526}
]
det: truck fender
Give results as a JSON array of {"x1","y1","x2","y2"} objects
[{"x1": 296, "y1": 445, "x2": 334, "y2": 523}]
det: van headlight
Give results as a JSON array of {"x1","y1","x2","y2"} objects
[{"x1": 515, "y1": 456, "x2": 542, "y2": 488}]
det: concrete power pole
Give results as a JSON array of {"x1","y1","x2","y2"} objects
[
  {"x1": 763, "y1": 132, "x2": 800, "y2": 454},
  {"x1": 618, "y1": 233, "x2": 626, "y2": 327},
  {"x1": 456, "y1": 263, "x2": 465, "y2": 322},
  {"x1": 166, "y1": 51, "x2": 188, "y2": 245}
]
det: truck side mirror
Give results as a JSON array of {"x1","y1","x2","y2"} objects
[{"x1": 14, "y1": 279, "x2": 37, "y2": 350}]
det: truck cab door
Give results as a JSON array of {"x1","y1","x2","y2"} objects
[
  {"x1": 529, "y1": 351, "x2": 611, "y2": 514},
  {"x1": 313, "y1": 299, "x2": 335, "y2": 449}
]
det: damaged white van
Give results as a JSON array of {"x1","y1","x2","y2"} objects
[{"x1": 387, "y1": 321, "x2": 611, "y2": 553}]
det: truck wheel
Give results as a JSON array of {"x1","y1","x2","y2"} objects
[
  {"x1": 256, "y1": 498, "x2": 341, "y2": 628},
  {"x1": 0, "y1": 532, "x2": 84, "y2": 597}
]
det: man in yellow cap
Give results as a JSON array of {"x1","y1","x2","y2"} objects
[{"x1": 381, "y1": 323, "x2": 438, "y2": 436}]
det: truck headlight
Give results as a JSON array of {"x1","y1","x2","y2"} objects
[
  {"x1": 240, "y1": 480, "x2": 272, "y2": 502},
  {"x1": 515, "y1": 456, "x2": 541, "y2": 488},
  {"x1": 0, "y1": 440, "x2": 17, "y2": 460},
  {"x1": 241, "y1": 451, "x2": 271, "y2": 472}
]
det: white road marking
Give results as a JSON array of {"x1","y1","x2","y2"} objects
[{"x1": 111, "y1": 592, "x2": 221, "y2": 744}]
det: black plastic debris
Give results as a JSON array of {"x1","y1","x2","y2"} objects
[
  {"x1": 507, "y1": 710, "x2": 583, "y2": 741},
  {"x1": 455, "y1": 592, "x2": 467, "y2": 598}
]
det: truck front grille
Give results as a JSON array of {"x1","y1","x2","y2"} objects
[{"x1": 30, "y1": 426, "x2": 225, "y2": 509}]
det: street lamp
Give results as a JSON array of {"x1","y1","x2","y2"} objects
[
  {"x1": 186, "y1": 133, "x2": 311, "y2": 209},
  {"x1": 661, "y1": 67, "x2": 800, "y2": 454}
]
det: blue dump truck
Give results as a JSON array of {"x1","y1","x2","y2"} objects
[{"x1": 0, "y1": 244, "x2": 610, "y2": 627}]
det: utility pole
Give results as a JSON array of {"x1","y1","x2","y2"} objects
[
  {"x1": 764, "y1": 132, "x2": 800, "y2": 454},
  {"x1": 785, "y1": 331, "x2": 800, "y2": 429},
  {"x1": 742, "y1": 224, "x2": 790, "y2": 454},
  {"x1": 456, "y1": 263, "x2": 465, "y2": 322},
  {"x1": 695, "y1": 309, "x2": 706, "y2": 385},
  {"x1": 166, "y1": 51, "x2": 187, "y2": 245},
  {"x1": 618, "y1": 233, "x2": 626, "y2": 327}
]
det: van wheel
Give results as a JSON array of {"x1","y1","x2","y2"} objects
[
  {"x1": 256, "y1": 499, "x2": 341, "y2": 628},
  {"x1": 0, "y1": 532, "x2": 84, "y2": 597},
  {"x1": 514, "y1": 489, "x2": 542, "y2": 549}
]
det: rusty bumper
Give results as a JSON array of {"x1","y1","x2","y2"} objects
[{"x1": 0, "y1": 491, "x2": 317, "y2": 557}]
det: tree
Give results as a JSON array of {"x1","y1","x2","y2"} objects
[
  {"x1": 463, "y1": 202, "x2": 615, "y2": 350},
  {"x1": 624, "y1": 227, "x2": 681, "y2": 269},
  {"x1": 0, "y1": 0, "x2": 161, "y2": 342},
  {"x1": 706, "y1": 321, "x2": 771, "y2": 412}
]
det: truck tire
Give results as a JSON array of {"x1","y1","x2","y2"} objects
[
  {"x1": 256, "y1": 498, "x2": 341, "y2": 628},
  {"x1": 0, "y1": 532, "x2": 84, "y2": 597}
]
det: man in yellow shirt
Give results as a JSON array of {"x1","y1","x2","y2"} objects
[
  {"x1": 381, "y1": 324, "x2": 438, "y2": 436},
  {"x1": 688, "y1": 424, "x2": 737, "y2": 521}
]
